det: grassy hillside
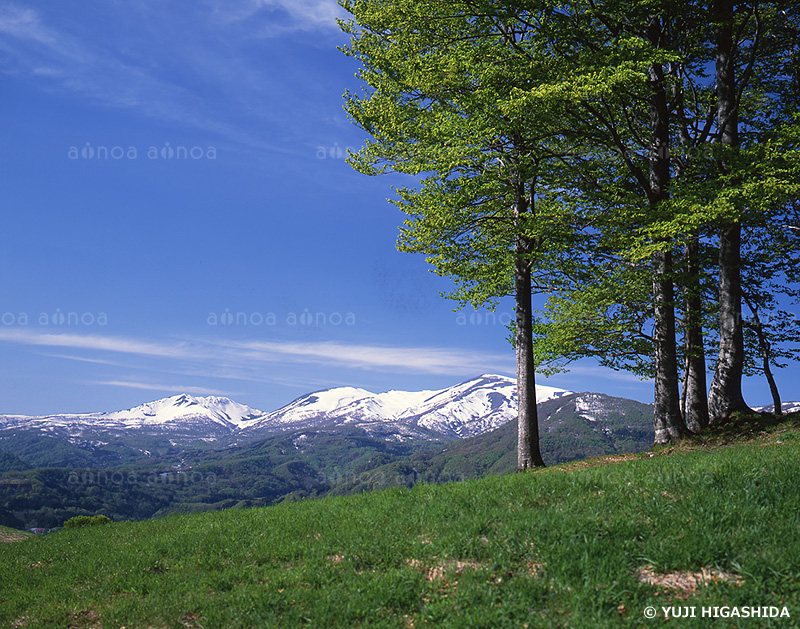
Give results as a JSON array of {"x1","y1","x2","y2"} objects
[
  {"x1": 0, "y1": 524, "x2": 32, "y2": 543},
  {"x1": 1, "y1": 413, "x2": 798, "y2": 628}
]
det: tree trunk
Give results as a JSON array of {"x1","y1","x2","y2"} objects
[
  {"x1": 756, "y1": 326, "x2": 782, "y2": 416},
  {"x1": 682, "y1": 237, "x2": 709, "y2": 433},
  {"x1": 647, "y1": 15, "x2": 688, "y2": 445},
  {"x1": 707, "y1": 0, "x2": 751, "y2": 423},
  {"x1": 653, "y1": 250, "x2": 689, "y2": 444},
  {"x1": 708, "y1": 224, "x2": 751, "y2": 422},
  {"x1": 743, "y1": 295, "x2": 783, "y2": 416},
  {"x1": 515, "y1": 224, "x2": 545, "y2": 469},
  {"x1": 762, "y1": 350, "x2": 783, "y2": 416}
]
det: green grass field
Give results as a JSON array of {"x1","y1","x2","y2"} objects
[
  {"x1": 0, "y1": 526, "x2": 32, "y2": 544},
  {"x1": 1, "y1": 413, "x2": 799, "y2": 628}
]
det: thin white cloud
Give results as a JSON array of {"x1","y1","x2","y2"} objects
[
  {"x1": 40, "y1": 353, "x2": 127, "y2": 367},
  {"x1": 0, "y1": 329, "x2": 198, "y2": 360},
  {"x1": 0, "y1": 328, "x2": 514, "y2": 377},
  {"x1": 93, "y1": 380, "x2": 233, "y2": 396},
  {"x1": 209, "y1": 0, "x2": 346, "y2": 32},
  {"x1": 0, "y1": 4, "x2": 95, "y2": 69},
  {"x1": 229, "y1": 339, "x2": 513, "y2": 375},
  {"x1": 262, "y1": 0, "x2": 346, "y2": 28},
  {"x1": 42, "y1": 346, "x2": 331, "y2": 392},
  {"x1": 0, "y1": 5, "x2": 51, "y2": 44}
]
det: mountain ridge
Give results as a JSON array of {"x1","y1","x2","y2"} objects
[
  {"x1": 0, "y1": 374, "x2": 573, "y2": 442},
  {"x1": 1, "y1": 382, "x2": 657, "y2": 529}
]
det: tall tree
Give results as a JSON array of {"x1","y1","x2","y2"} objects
[
  {"x1": 705, "y1": 1, "x2": 800, "y2": 422},
  {"x1": 680, "y1": 237, "x2": 710, "y2": 432},
  {"x1": 511, "y1": 3, "x2": 696, "y2": 443},
  {"x1": 530, "y1": 1, "x2": 799, "y2": 433},
  {"x1": 706, "y1": 0, "x2": 751, "y2": 422},
  {"x1": 338, "y1": 0, "x2": 586, "y2": 469},
  {"x1": 645, "y1": 13, "x2": 689, "y2": 443}
]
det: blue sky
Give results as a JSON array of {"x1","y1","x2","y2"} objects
[{"x1": 0, "y1": 0, "x2": 796, "y2": 415}]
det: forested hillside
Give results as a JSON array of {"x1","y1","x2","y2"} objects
[{"x1": 1, "y1": 392, "x2": 652, "y2": 529}]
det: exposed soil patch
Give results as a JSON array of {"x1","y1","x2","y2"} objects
[
  {"x1": 0, "y1": 528, "x2": 32, "y2": 543},
  {"x1": 67, "y1": 609, "x2": 101, "y2": 628},
  {"x1": 637, "y1": 566, "x2": 743, "y2": 598},
  {"x1": 327, "y1": 554, "x2": 345, "y2": 566},
  {"x1": 601, "y1": 454, "x2": 640, "y2": 464},
  {"x1": 406, "y1": 557, "x2": 485, "y2": 582}
]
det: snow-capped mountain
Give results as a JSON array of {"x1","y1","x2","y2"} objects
[
  {"x1": 0, "y1": 375, "x2": 571, "y2": 445},
  {"x1": 241, "y1": 374, "x2": 571, "y2": 438},
  {"x1": 754, "y1": 401, "x2": 800, "y2": 414},
  {"x1": 0, "y1": 393, "x2": 267, "y2": 442},
  {"x1": 106, "y1": 394, "x2": 265, "y2": 430}
]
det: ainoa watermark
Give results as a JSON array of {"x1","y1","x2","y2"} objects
[
  {"x1": 315, "y1": 143, "x2": 356, "y2": 160},
  {"x1": 208, "y1": 308, "x2": 356, "y2": 327},
  {"x1": 68, "y1": 470, "x2": 217, "y2": 486},
  {"x1": 1, "y1": 308, "x2": 108, "y2": 327},
  {"x1": 456, "y1": 309, "x2": 514, "y2": 326},
  {"x1": 68, "y1": 142, "x2": 216, "y2": 160}
]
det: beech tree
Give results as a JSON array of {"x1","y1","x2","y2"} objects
[
  {"x1": 340, "y1": 0, "x2": 800, "y2": 457},
  {"x1": 338, "y1": 0, "x2": 580, "y2": 469},
  {"x1": 529, "y1": 1, "x2": 799, "y2": 436},
  {"x1": 338, "y1": 0, "x2": 669, "y2": 464}
]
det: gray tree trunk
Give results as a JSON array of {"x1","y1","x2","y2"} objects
[
  {"x1": 514, "y1": 188, "x2": 545, "y2": 470},
  {"x1": 653, "y1": 250, "x2": 689, "y2": 444},
  {"x1": 707, "y1": 0, "x2": 751, "y2": 423},
  {"x1": 682, "y1": 238, "x2": 709, "y2": 433},
  {"x1": 709, "y1": 224, "x2": 751, "y2": 421},
  {"x1": 755, "y1": 327, "x2": 782, "y2": 416},
  {"x1": 743, "y1": 295, "x2": 783, "y2": 416},
  {"x1": 647, "y1": 15, "x2": 688, "y2": 445},
  {"x1": 515, "y1": 246, "x2": 545, "y2": 469},
  {"x1": 760, "y1": 338, "x2": 783, "y2": 416}
]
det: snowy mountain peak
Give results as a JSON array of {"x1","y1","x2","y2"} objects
[
  {"x1": 242, "y1": 374, "x2": 573, "y2": 438},
  {"x1": 105, "y1": 394, "x2": 265, "y2": 429},
  {"x1": 1, "y1": 375, "x2": 576, "y2": 443}
]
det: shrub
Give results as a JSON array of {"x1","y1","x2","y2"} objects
[{"x1": 63, "y1": 515, "x2": 112, "y2": 530}]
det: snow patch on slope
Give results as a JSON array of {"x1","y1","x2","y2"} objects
[{"x1": 106, "y1": 394, "x2": 265, "y2": 429}]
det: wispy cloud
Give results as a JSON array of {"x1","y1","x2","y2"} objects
[
  {"x1": 0, "y1": 2, "x2": 333, "y2": 151},
  {"x1": 92, "y1": 380, "x2": 233, "y2": 396},
  {"x1": 228, "y1": 339, "x2": 513, "y2": 375},
  {"x1": 0, "y1": 329, "x2": 514, "y2": 378},
  {"x1": 208, "y1": 0, "x2": 346, "y2": 32},
  {"x1": 0, "y1": 5, "x2": 56, "y2": 46},
  {"x1": 40, "y1": 353, "x2": 127, "y2": 367},
  {"x1": 265, "y1": 0, "x2": 346, "y2": 26},
  {"x1": 0, "y1": 329, "x2": 198, "y2": 360}
]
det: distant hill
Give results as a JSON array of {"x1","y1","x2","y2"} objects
[
  {"x1": 754, "y1": 401, "x2": 800, "y2": 414},
  {"x1": 321, "y1": 392, "x2": 654, "y2": 496},
  {"x1": 0, "y1": 377, "x2": 654, "y2": 529}
]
